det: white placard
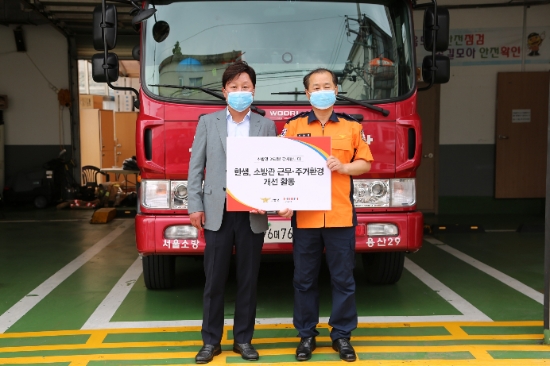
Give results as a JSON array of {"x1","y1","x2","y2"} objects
[
  {"x1": 512, "y1": 109, "x2": 531, "y2": 123},
  {"x1": 226, "y1": 136, "x2": 331, "y2": 211}
]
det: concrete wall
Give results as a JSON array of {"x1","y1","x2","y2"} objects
[
  {"x1": 0, "y1": 24, "x2": 71, "y2": 188},
  {"x1": 414, "y1": 5, "x2": 550, "y2": 206}
]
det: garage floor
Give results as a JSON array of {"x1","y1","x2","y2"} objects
[{"x1": 0, "y1": 206, "x2": 548, "y2": 365}]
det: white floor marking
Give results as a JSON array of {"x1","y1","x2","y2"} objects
[
  {"x1": 0, "y1": 222, "x2": 133, "y2": 334},
  {"x1": 404, "y1": 258, "x2": 492, "y2": 321},
  {"x1": 424, "y1": 237, "x2": 445, "y2": 245},
  {"x1": 82, "y1": 257, "x2": 143, "y2": 330},
  {"x1": 425, "y1": 236, "x2": 543, "y2": 304},
  {"x1": 83, "y1": 253, "x2": 491, "y2": 329}
]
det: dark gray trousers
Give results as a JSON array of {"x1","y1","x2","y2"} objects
[{"x1": 201, "y1": 210, "x2": 264, "y2": 345}]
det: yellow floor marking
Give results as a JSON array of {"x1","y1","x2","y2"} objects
[
  {"x1": 0, "y1": 321, "x2": 542, "y2": 340},
  {"x1": 356, "y1": 321, "x2": 543, "y2": 328},
  {"x1": 467, "y1": 349, "x2": 495, "y2": 361},
  {"x1": 0, "y1": 340, "x2": 204, "y2": 353},
  {"x1": 0, "y1": 333, "x2": 544, "y2": 355},
  {"x1": 252, "y1": 334, "x2": 543, "y2": 344},
  {"x1": 244, "y1": 345, "x2": 550, "y2": 355},
  {"x1": 4, "y1": 344, "x2": 550, "y2": 363},
  {"x1": 3, "y1": 353, "x2": 550, "y2": 366},
  {"x1": 85, "y1": 331, "x2": 107, "y2": 346},
  {"x1": 0, "y1": 321, "x2": 548, "y2": 366},
  {"x1": 445, "y1": 324, "x2": 470, "y2": 337}
]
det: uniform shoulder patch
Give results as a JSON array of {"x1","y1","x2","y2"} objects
[
  {"x1": 336, "y1": 112, "x2": 359, "y2": 122},
  {"x1": 285, "y1": 111, "x2": 309, "y2": 124},
  {"x1": 360, "y1": 130, "x2": 368, "y2": 144}
]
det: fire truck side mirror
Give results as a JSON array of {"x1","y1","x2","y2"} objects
[
  {"x1": 91, "y1": 53, "x2": 119, "y2": 83},
  {"x1": 133, "y1": 8, "x2": 156, "y2": 25},
  {"x1": 152, "y1": 21, "x2": 170, "y2": 43},
  {"x1": 423, "y1": 7, "x2": 449, "y2": 52},
  {"x1": 422, "y1": 54, "x2": 450, "y2": 84},
  {"x1": 93, "y1": 4, "x2": 117, "y2": 51}
]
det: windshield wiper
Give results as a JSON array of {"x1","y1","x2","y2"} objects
[
  {"x1": 272, "y1": 91, "x2": 390, "y2": 117},
  {"x1": 150, "y1": 84, "x2": 224, "y2": 100},
  {"x1": 149, "y1": 84, "x2": 265, "y2": 116},
  {"x1": 336, "y1": 95, "x2": 390, "y2": 117}
]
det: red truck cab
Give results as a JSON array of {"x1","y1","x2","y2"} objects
[{"x1": 91, "y1": 0, "x2": 450, "y2": 289}]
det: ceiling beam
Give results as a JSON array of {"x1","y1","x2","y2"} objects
[
  {"x1": 54, "y1": 12, "x2": 132, "y2": 19},
  {"x1": 19, "y1": 0, "x2": 72, "y2": 36},
  {"x1": 45, "y1": 4, "x2": 131, "y2": 12},
  {"x1": 45, "y1": 5, "x2": 98, "y2": 12},
  {"x1": 38, "y1": 0, "x2": 104, "y2": 3}
]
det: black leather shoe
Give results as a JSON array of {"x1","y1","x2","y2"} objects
[
  {"x1": 195, "y1": 344, "x2": 221, "y2": 364},
  {"x1": 296, "y1": 336, "x2": 316, "y2": 361},
  {"x1": 233, "y1": 342, "x2": 259, "y2": 361},
  {"x1": 332, "y1": 338, "x2": 356, "y2": 362}
]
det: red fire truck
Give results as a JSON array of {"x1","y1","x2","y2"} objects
[{"x1": 91, "y1": 0, "x2": 450, "y2": 289}]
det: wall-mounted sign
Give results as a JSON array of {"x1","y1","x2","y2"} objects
[
  {"x1": 512, "y1": 109, "x2": 531, "y2": 123},
  {"x1": 415, "y1": 27, "x2": 550, "y2": 67}
]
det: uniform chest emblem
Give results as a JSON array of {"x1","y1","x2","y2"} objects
[{"x1": 297, "y1": 133, "x2": 311, "y2": 137}]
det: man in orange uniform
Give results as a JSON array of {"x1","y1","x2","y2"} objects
[{"x1": 281, "y1": 68, "x2": 373, "y2": 362}]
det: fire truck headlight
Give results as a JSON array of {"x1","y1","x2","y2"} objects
[
  {"x1": 353, "y1": 178, "x2": 415, "y2": 208},
  {"x1": 371, "y1": 181, "x2": 387, "y2": 197},
  {"x1": 353, "y1": 179, "x2": 390, "y2": 207},
  {"x1": 141, "y1": 180, "x2": 170, "y2": 209},
  {"x1": 171, "y1": 181, "x2": 188, "y2": 209},
  {"x1": 174, "y1": 183, "x2": 188, "y2": 199},
  {"x1": 390, "y1": 178, "x2": 416, "y2": 207},
  {"x1": 165, "y1": 225, "x2": 198, "y2": 239}
]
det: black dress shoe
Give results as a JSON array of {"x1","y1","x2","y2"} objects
[
  {"x1": 332, "y1": 338, "x2": 356, "y2": 362},
  {"x1": 233, "y1": 342, "x2": 259, "y2": 361},
  {"x1": 296, "y1": 336, "x2": 316, "y2": 361},
  {"x1": 195, "y1": 344, "x2": 221, "y2": 364}
]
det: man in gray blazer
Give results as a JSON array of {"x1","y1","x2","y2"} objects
[{"x1": 188, "y1": 61, "x2": 291, "y2": 364}]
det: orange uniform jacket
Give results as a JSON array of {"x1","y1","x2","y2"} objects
[{"x1": 281, "y1": 110, "x2": 374, "y2": 229}]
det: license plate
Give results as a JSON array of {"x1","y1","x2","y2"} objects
[{"x1": 265, "y1": 221, "x2": 293, "y2": 243}]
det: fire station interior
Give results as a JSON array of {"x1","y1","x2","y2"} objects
[{"x1": 0, "y1": 0, "x2": 550, "y2": 364}]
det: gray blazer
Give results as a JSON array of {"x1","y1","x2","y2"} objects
[{"x1": 188, "y1": 109, "x2": 277, "y2": 233}]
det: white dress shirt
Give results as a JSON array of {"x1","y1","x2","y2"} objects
[{"x1": 226, "y1": 108, "x2": 251, "y2": 137}]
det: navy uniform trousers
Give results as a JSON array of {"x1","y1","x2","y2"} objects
[
  {"x1": 293, "y1": 226, "x2": 357, "y2": 341},
  {"x1": 201, "y1": 209, "x2": 264, "y2": 345}
]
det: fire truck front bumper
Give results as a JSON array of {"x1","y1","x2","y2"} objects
[{"x1": 136, "y1": 211, "x2": 423, "y2": 255}]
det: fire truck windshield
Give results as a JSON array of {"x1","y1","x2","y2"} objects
[{"x1": 142, "y1": 0, "x2": 415, "y2": 104}]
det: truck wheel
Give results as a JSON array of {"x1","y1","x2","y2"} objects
[
  {"x1": 34, "y1": 195, "x2": 48, "y2": 209},
  {"x1": 143, "y1": 255, "x2": 175, "y2": 289},
  {"x1": 362, "y1": 252, "x2": 405, "y2": 285}
]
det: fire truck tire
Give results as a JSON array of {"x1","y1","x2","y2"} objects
[
  {"x1": 143, "y1": 255, "x2": 175, "y2": 289},
  {"x1": 362, "y1": 252, "x2": 405, "y2": 285},
  {"x1": 34, "y1": 195, "x2": 49, "y2": 209}
]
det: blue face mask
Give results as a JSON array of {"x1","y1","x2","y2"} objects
[
  {"x1": 308, "y1": 90, "x2": 336, "y2": 110},
  {"x1": 227, "y1": 91, "x2": 254, "y2": 112}
]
